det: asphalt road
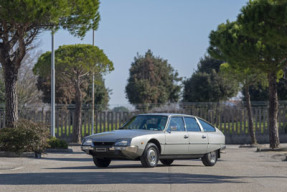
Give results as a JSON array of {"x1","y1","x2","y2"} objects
[{"x1": 0, "y1": 145, "x2": 286, "y2": 192}]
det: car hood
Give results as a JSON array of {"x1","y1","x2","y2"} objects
[{"x1": 85, "y1": 130, "x2": 162, "y2": 142}]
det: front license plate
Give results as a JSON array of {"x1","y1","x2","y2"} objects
[{"x1": 96, "y1": 148, "x2": 107, "y2": 152}]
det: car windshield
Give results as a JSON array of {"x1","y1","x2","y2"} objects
[{"x1": 121, "y1": 115, "x2": 168, "y2": 131}]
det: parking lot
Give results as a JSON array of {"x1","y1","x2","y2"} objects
[{"x1": 0, "y1": 145, "x2": 286, "y2": 192}]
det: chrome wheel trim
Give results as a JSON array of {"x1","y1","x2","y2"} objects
[
  {"x1": 209, "y1": 151, "x2": 217, "y2": 164},
  {"x1": 147, "y1": 148, "x2": 157, "y2": 166}
]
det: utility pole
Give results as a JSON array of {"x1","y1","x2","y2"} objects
[
  {"x1": 91, "y1": 30, "x2": 95, "y2": 134},
  {"x1": 51, "y1": 30, "x2": 55, "y2": 137}
]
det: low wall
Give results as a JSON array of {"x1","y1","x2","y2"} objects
[{"x1": 225, "y1": 134, "x2": 287, "y2": 144}]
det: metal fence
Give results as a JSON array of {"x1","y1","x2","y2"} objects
[{"x1": 0, "y1": 102, "x2": 287, "y2": 144}]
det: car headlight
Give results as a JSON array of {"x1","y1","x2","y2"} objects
[
  {"x1": 114, "y1": 139, "x2": 131, "y2": 147},
  {"x1": 82, "y1": 138, "x2": 93, "y2": 146}
]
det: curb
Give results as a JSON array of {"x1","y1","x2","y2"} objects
[
  {"x1": 239, "y1": 144, "x2": 260, "y2": 148},
  {"x1": 68, "y1": 143, "x2": 82, "y2": 146},
  {"x1": 0, "y1": 151, "x2": 34, "y2": 157},
  {"x1": 45, "y1": 148, "x2": 73, "y2": 153},
  {"x1": 257, "y1": 147, "x2": 287, "y2": 152},
  {"x1": 0, "y1": 148, "x2": 73, "y2": 157}
]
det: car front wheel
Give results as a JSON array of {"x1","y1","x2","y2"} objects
[
  {"x1": 93, "y1": 156, "x2": 111, "y2": 168},
  {"x1": 201, "y1": 151, "x2": 217, "y2": 166},
  {"x1": 140, "y1": 143, "x2": 159, "y2": 168}
]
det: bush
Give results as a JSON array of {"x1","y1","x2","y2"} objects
[
  {"x1": 0, "y1": 119, "x2": 50, "y2": 154},
  {"x1": 48, "y1": 137, "x2": 68, "y2": 149}
]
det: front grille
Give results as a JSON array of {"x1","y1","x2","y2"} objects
[{"x1": 94, "y1": 142, "x2": 115, "y2": 146}]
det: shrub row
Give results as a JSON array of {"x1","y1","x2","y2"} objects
[{"x1": 0, "y1": 119, "x2": 68, "y2": 154}]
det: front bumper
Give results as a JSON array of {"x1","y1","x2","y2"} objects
[{"x1": 81, "y1": 145, "x2": 140, "y2": 160}]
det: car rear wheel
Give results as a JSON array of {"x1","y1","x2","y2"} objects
[
  {"x1": 160, "y1": 159, "x2": 174, "y2": 166},
  {"x1": 201, "y1": 151, "x2": 217, "y2": 166},
  {"x1": 93, "y1": 156, "x2": 111, "y2": 168},
  {"x1": 140, "y1": 143, "x2": 159, "y2": 168}
]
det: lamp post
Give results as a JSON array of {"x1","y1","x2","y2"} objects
[
  {"x1": 91, "y1": 30, "x2": 95, "y2": 134},
  {"x1": 51, "y1": 30, "x2": 55, "y2": 137}
]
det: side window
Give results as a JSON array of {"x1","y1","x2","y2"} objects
[
  {"x1": 184, "y1": 117, "x2": 201, "y2": 132},
  {"x1": 198, "y1": 119, "x2": 216, "y2": 132},
  {"x1": 168, "y1": 117, "x2": 185, "y2": 132}
]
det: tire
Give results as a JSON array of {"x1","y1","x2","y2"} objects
[
  {"x1": 93, "y1": 156, "x2": 111, "y2": 168},
  {"x1": 201, "y1": 151, "x2": 218, "y2": 166},
  {"x1": 160, "y1": 159, "x2": 174, "y2": 166},
  {"x1": 140, "y1": 143, "x2": 159, "y2": 168}
]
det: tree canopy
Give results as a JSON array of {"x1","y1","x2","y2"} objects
[
  {"x1": 0, "y1": 0, "x2": 100, "y2": 37},
  {"x1": 238, "y1": 0, "x2": 287, "y2": 47},
  {"x1": 35, "y1": 72, "x2": 110, "y2": 110},
  {"x1": 182, "y1": 55, "x2": 239, "y2": 102},
  {"x1": 34, "y1": 44, "x2": 113, "y2": 143},
  {"x1": 197, "y1": 55, "x2": 221, "y2": 73},
  {"x1": 34, "y1": 45, "x2": 113, "y2": 81},
  {"x1": 242, "y1": 78, "x2": 287, "y2": 101},
  {"x1": 125, "y1": 50, "x2": 181, "y2": 110}
]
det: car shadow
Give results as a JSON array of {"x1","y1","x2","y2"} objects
[
  {"x1": 106, "y1": 163, "x2": 203, "y2": 169},
  {"x1": 41, "y1": 156, "x2": 206, "y2": 166},
  {"x1": 45, "y1": 163, "x2": 202, "y2": 170},
  {"x1": 42, "y1": 157, "x2": 92, "y2": 162},
  {"x1": 0, "y1": 171, "x2": 246, "y2": 185}
]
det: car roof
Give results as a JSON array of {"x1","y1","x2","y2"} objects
[{"x1": 138, "y1": 113, "x2": 197, "y2": 118}]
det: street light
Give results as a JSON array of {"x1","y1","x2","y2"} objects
[
  {"x1": 91, "y1": 30, "x2": 95, "y2": 135},
  {"x1": 51, "y1": 30, "x2": 55, "y2": 137}
]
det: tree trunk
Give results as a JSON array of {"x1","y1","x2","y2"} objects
[
  {"x1": 73, "y1": 79, "x2": 82, "y2": 143},
  {"x1": 3, "y1": 63, "x2": 19, "y2": 128},
  {"x1": 245, "y1": 85, "x2": 257, "y2": 145},
  {"x1": 0, "y1": 31, "x2": 26, "y2": 128},
  {"x1": 268, "y1": 72, "x2": 280, "y2": 149}
]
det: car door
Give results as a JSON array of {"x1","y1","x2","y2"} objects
[
  {"x1": 163, "y1": 116, "x2": 189, "y2": 155},
  {"x1": 184, "y1": 117, "x2": 208, "y2": 154},
  {"x1": 197, "y1": 118, "x2": 218, "y2": 153}
]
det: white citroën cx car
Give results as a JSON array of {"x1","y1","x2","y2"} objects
[{"x1": 81, "y1": 113, "x2": 226, "y2": 168}]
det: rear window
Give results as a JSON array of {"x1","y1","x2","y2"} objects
[{"x1": 198, "y1": 119, "x2": 216, "y2": 132}]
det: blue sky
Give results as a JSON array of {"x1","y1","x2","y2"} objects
[{"x1": 37, "y1": 0, "x2": 248, "y2": 108}]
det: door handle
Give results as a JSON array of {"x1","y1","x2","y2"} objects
[
  {"x1": 184, "y1": 135, "x2": 189, "y2": 139},
  {"x1": 202, "y1": 135, "x2": 207, "y2": 139}
]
